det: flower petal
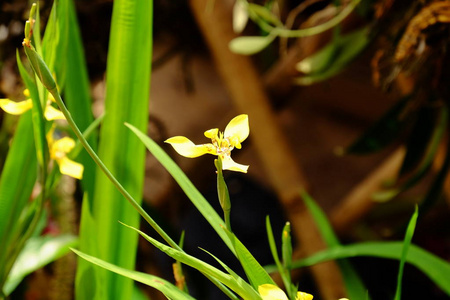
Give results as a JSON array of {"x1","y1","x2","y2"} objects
[
  {"x1": 57, "y1": 156, "x2": 84, "y2": 179},
  {"x1": 258, "y1": 284, "x2": 289, "y2": 300},
  {"x1": 221, "y1": 155, "x2": 249, "y2": 173},
  {"x1": 44, "y1": 105, "x2": 65, "y2": 120},
  {"x1": 224, "y1": 114, "x2": 249, "y2": 147},
  {"x1": 204, "y1": 128, "x2": 219, "y2": 139},
  {"x1": 296, "y1": 291, "x2": 314, "y2": 300},
  {"x1": 165, "y1": 136, "x2": 215, "y2": 158},
  {"x1": 51, "y1": 137, "x2": 76, "y2": 157},
  {"x1": 0, "y1": 99, "x2": 33, "y2": 115}
]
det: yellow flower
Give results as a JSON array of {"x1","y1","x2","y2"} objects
[
  {"x1": 47, "y1": 126, "x2": 84, "y2": 179},
  {"x1": 165, "y1": 114, "x2": 250, "y2": 173},
  {"x1": 258, "y1": 284, "x2": 313, "y2": 300},
  {"x1": 0, "y1": 89, "x2": 65, "y2": 120}
]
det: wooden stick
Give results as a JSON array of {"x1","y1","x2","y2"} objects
[
  {"x1": 189, "y1": 1, "x2": 347, "y2": 298},
  {"x1": 331, "y1": 148, "x2": 406, "y2": 234}
]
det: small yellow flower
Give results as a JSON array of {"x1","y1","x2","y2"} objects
[
  {"x1": 165, "y1": 114, "x2": 250, "y2": 173},
  {"x1": 0, "y1": 89, "x2": 64, "y2": 120},
  {"x1": 47, "y1": 126, "x2": 84, "y2": 179},
  {"x1": 258, "y1": 284, "x2": 313, "y2": 300}
]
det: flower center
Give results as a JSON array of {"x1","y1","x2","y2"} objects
[
  {"x1": 54, "y1": 150, "x2": 65, "y2": 160},
  {"x1": 212, "y1": 132, "x2": 234, "y2": 156}
]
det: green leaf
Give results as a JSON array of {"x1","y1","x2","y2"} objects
[
  {"x1": 296, "y1": 41, "x2": 338, "y2": 75},
  {"x1": 288, "y1": 242, "x2": 450, "y2": 296},
  {"x1": 125, "y1": 123, "x2": 234, "y2": 254},
  {"x1": 61, "y1": 0, "x2": 97, "y2": 197},
  {"x1": 302, "y1": 191, "x2": 368, "y2": 299},
  {"x1": 372, "y1": 105, "x2": 447, "y2": 202},
  {"x1": 17, "y1": 50, "x2": 47, "y2": 170},
  {"x1": 223, "y1": 229, "x2": 275, "y2": 290},
  {"x1": 3, "y1": 234, "x2": 78, "y2": 296},
  {"x1": 0, "y1": 99, "x2": 37, "y2": 289},
  {"x1": 294, "y1": 27, "x2": 370, "y2": 85},
  {"x1": 72, "y1": 249, "x2": 195, "y2": 300},
  {"x1": 247, "y1": 4, "x2": 282, "y2": 27},
  {"x1": 76, "y1": 0, "x2": 153, "y2": 298},
  {"x1": 399, "y1": 105, "x2": 438, "y2": 176},
  {"x1": 229, "y1": 35, "x2": 276, "y2": 55},
  {"x1": 265, "y1": 217, "x2": 291, "y2": 292},
  {"x1": 120, "y1": 223, "x2": 260, "y2": 300},
  {"x1": 419, "y1": 129, "x2": 450, "y2": 214},
  {"x1": 394, "y1": 207, "x2": 418, "y2": 300}
]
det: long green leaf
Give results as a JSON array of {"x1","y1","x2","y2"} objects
[
  {"x1": 17, "y1": 51, "x2": 47, "y2": 170},
  {"x1": 225, "y1": 230, "x2": 275, "y2": 290},
  {"x1": 302, "y1": 191, "x2": 368, "y2": 299},
  {"x1": 60, "y1": 0, "x2": 97, "y2": 196},
  {"x1": 73, "y1": 249, "x2": 195, "y2": 300},
  {"x1": 76, "y1": 0, "x2": 153, "y2": 299},
  {"x1": 394, "y1": 207, "x2": 418, "y2": 300},
  {"x1": 295, "y1": 27, "x2": 370, "y2": 85},
  {"x1": 120, "y1": 223, "x2": 260, "y2": 300},
  {"x1": 287, "y1": 242, "x2": 450, "y2": 296},
  {"x1": 75, "y1": 0, "x2": 153, "y2": 298},
  {"x1": 3, "y1": 234, "x2": 78, "y2": 296},
  {"x1": 0, "y1": 89, "x2": 37, "y2": 290},
  {"x1": 126, "y1": 123, "x2": 235, "y2": 253},
  {"x1": 373, "y1": 106, "x2": 447, "y2": 202}
]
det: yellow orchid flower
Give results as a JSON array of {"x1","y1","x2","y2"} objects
[
  {"x1": 165, "y1": 114, "x2": 250, "y2": 173},
  {"x1": 47, "y1": 126, "x2": 84, "y2": 179},
  {"x1": 258, "y1": 284, "x2": 313, "y2": 300},
  {"x1": 0, "y1": 89, "x2": 65, "y2": 120}
]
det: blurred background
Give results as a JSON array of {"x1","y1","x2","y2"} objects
[{"x1": 1, "y1": 0, "x2": 450, "y2": 299}]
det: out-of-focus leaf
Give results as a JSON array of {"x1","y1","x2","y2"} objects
[
  {"x1": 131, "y1": 285, "x2": 149, "y2": 300},
  {"x1": 286, "y1": 242, "x2": 450, "y2": 296},
  {"x1": 3, "y1": 234, "x2": 78, "y2": 296},
  {"x1": 247, "y1": 3, "x2": 282, "y2": 27},
  {"x1": 229, "y1": 34, "x2": 276, "y2": 55},
  {"x1": 73, "y1": 249, "x2": 195, "y2": 300},
  {"x1": 342, "y1": 96, "x2": 414, "y2": 155},
  {"x1": 419, "y1": 125, "x2": 450, "y2": 214},
  {"x1": 296, "y1": 41, "x2": 338, "y2": 74},
  {"x1": 373, "y1": 106, "x2": 447, "y2": 202},
  {"x1": 302, "y1": 192, "x2": 368, "y2": 299},
  {"x1": 394, "y1": 207, "x2": 418, "y2": 300},
  {"x1": 233, "y1": 0, "x2": 248, "y2": 33},
  {"x1": 399, "y1": 105, "x2": 440, "y2": 176},
  {"x1": 294, "y1": 27, "x2": 370, "y2": 85}
]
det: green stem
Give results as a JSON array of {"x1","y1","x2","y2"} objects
[
  {"x1": 50, "y1": 88, "x2": 177, "y2": 248},
  {"x1": 253, "y1": 0, "x2": 360, "y2": 38},
  {"x1": 224, "y1": 209, "x2": 232, "y2": 233},
  {"x1": 215, "y1": 158, "x2": 232, "y2": 233}
]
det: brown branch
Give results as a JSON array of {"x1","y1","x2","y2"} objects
[{"x1": 331, "y1": 147, "x2": 406, "y2": 235}]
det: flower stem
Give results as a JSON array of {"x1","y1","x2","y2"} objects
[{"x1": 215, "y1": 158, "x2": 232, "y2": 233}]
